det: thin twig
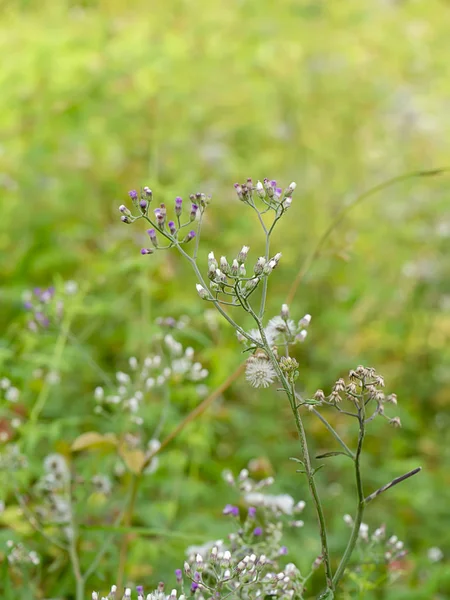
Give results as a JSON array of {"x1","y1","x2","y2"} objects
[{"x1": 364, "y1": 467, "x2": 421, "y2": 505}]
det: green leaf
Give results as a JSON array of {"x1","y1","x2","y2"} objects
[{"x1": 316, "y1": 451, "x2": 351, "y2": 459}]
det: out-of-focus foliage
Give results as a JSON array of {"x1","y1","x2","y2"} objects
[{"x1": 0, "y1": 0, "x2": 449, "y2": 598}]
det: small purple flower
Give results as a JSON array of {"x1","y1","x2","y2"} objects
[
  {"x1": 143, "y1": 186, "x2": 152, "y2": 197},
  {"x1": 248, "y1": 506, "x2": 256, "y2": 518},
  {"x1": 175, "y1": 196, "x2": 183, "y2": 216},
  {"x1": 121, "y1": 215, "x2": 131, "y2": 224},
  {"x1": 253, "y1": 527, "x2": 263, "y2": 536},
  {"x1": 129, "y1": 190, "x2": 138, "y2": 200},
  {"x1": 119, "y1": 204, "x2": 128, "y2": 213},
  {"x1": 270, "y1": 180, "x2": 277, "y2": 188},
  {"x1": 168, "y1": 221, "x2": 177, "y2": 235},
  {"x1": 136, "y1": 585, "x2": 144, "y2": 595},
  {"x1": 190, "y1": 203, "x2": 198, "y2": 222},
  {"x1": 23, "y1": 301, "x2": 33, "y2": 311},
  {"x1": 275, "y1": 187, "x2": 282, "y2": 198},
  {"x1": 191, "y1": 582, "x2": 199, "y2": 592},
  {"x1": 35, "y1": 312, "x2": 50, "y2": 328},
  {"x1": 175, "y1": 568, "x2": 182, "y2": 583},
  {"x1": 279, "y1": 546, "x2": 288, "y2": 555},
  {"x1": 223, "y1": 504, "x2": 239, "y2": 517},
  {"x1": 184, "y1": 230, "x2": 196, "y2": 243},
  {"x1": 147, "y1": 229, "x2": 158, "y2": 247},
  {"x1": 141, "y1": 248, "x2": 154, "y2": 255},
  {"x1": 194, "y1": 571, "x2": 201, "y2": 581},
  {"x1": 139, "y1": 199, "x2": 147, "y2": 212},
  {"x1": 154, "y1": 207, "x2": 165, "y2": 226}
]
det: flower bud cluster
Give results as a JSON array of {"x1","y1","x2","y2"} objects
[
  {"x1": 33, "y1": 453, "x2": 72, "y2": 527},
  {"x1": 234, "y1": 177, "x2": 296, "y2": 216},
  {"x1": 22, "y1": 281, "x2": 78, "y2": 333},
  {"x1": 92, "y1": 584, "x2": 185, "y2": 600},
  {"x1": 93, "y1": 331, "x2": 208, "y2": 426},
  {"x1": 239, "y1": 309, "x2": 311, "y2": 350},
  {"x1": 343, "y1": 517, "x2": 408, "y2": 569},
  {"x1": 311, "y1": 366, "x2": 401, "y2": 427},
  {"x1": 119, "y1": 187, "x2": 210, "y2": 256},
  {"x1": 91, "y1": 469, "x2": 313, "y2": 599},
  {"x1": 5, "y1": 539, "x2": 40, "y2": 567},
  {"x1": 202, "y1": 247, "x2": 283, "y2": 303}
]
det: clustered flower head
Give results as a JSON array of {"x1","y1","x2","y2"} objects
[
  {"x1": 119, "y1": 187, "x2": 211, "y2": 256},
  {"x1": 92, "y1": 467, "x2": 313, "y2": 599},
  {"x1": 309, "y1": 365, "x2": 402, "y2": 425},
  {"x1": 239, "y1": 308, "x2": 311, "y2": 350},
  {"x1": 5, "y1": 539, "x2": 40, "y2": 567},
  {"x1": 196, "y1": 246, "x2": 284, "y2": 305},
  {"x1": 343, "y1": 516, "x2": 408, "y2": 568},
  {"x1": 234, "y1": 178, "x2": 296, "y2": 214},
  {"x1": 22, "y1": 281, "x2": 78, "y2": 332},
  {"x1": 34, "y1": 453, "x2": 72, "y2": 530},
  {"x1": 93, "y1": 328, "x2": 208, "y2": 426},
  {"x1": 179, "y1": 468, "x2": 308, "y2": 598}
]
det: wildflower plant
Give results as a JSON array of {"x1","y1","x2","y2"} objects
[{"x1": 110, "y1": 179, "x2": 422, "y2": 598}]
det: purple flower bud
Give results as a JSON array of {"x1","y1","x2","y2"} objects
[
  {"x1": 119, "y1": 204, "x2": 130, "y2": 215},
  {"x1": 223, "y1": 504, "x2": 239, "y2": 517},
  {"x1": 175, "y1": 568, "x2": 182, "y2": 583},
  {"x1": 139, "y1": 199, "x2": 147, "y2": 212},
  {"x1": 121, "y1": 215, "x2": 131, "y2": 224},
  {"x1": 141, "y1": 248, "x2": 154, "y2": 255},
  {"x1": 143, "y1": 186, "x2": 152, "y2": 197},
  {"x1": 23, "y1": 301, "x2": 33, "y2": 311},
  {"x1": 191, "y1": 582, "x2": 199, "y2": 592},
  {"x1": 147, "y1": 229, "x2": 158, "y2": 247},
  {"x1": 194, "y1": 571, "x2": 201, "y2": 581},
  {"x1": 184, "y1": 230, "x2": 196, "y2": 243},
  {"x1": 270, "y1": 180, "x2": 277, "y2": 188},
  {"x1": 248, "y1": 506, "x2": 256, "y2": 518},
  {"x1": 275, "y1": 187, "x2": 282, "y2": 198},
  {"x1": 168, "y1": 220, "x2": 177, "y2": 235},
  {"x1": 253, "y1": 527, "x2": 263, "y2": 536},
  {"x1": 190, "y1": 203, "x2": 198, "y2": 222},
  {"x1": 128, "y1": 190, "x2": 138, "y2": 200},
  {"x1": 279, "y1": 546, "x2": 288, "y2": 555},
  {"x1": 154, "y1": 208, "x2": 165, "y2": 227},
  {"x1": 175, "y1": 196, "x2": 183, "y2": 216},
  {"x1": 136, "y1": 586, "x2": 144, "y2": 594}
]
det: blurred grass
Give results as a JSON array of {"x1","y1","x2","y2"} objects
[{"x1": 0, "y1": 0, "x2": 450, "y2": 598}]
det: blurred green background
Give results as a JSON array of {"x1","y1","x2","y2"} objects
[{"x1": 1, "y1": 0, "x2": 450, "y2": 598}]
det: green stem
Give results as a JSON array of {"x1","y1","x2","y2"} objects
[
  {"x1": 175, "y1": 244, "x2": 261, "y2": 347},
  {"x1": 333, "y1": 403, "x2": 366, "y2": 587},
  {"x1": 290, "y1": 385, "x2": 334, "y2": 591},
  {"x1": 245, "y1": 304, "x2": 333, "y2": 591},
  {"x1": 67, "y1": 482, "x2": 84, "y2": 600},
  {"x1": 258, "y1": 228, "x2": 270, "y2": 319}
]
